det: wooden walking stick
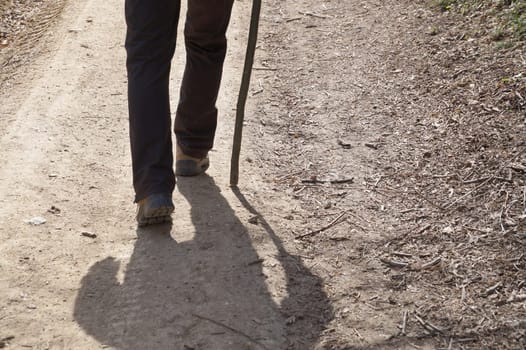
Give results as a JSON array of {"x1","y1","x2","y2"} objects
[{"x1": 230, "y1": 0, "x2": 262, "y2": 186}]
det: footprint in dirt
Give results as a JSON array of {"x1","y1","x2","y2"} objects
[{"x1": 74, "y1": 175, "x2": 332, "y2": 349}]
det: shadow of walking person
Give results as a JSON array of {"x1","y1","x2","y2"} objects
[{"x1": 74, "y1": 175, "x2": 332, "y2": 349}]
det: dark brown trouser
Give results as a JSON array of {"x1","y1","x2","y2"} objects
[{"x1": 125, "y1": 0, "x2": 234, "y2": 202}]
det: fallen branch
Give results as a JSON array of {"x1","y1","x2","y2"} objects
[
  {"x1": 296, "y1": 212, "x2": 347, "y2": 239},
  {"x1": 421, "y1": 257, "x2": 442, "y2": 270},
  {"x1": 301, "y1": 178, "x2": 354, "y2": 184},
  {"x1": 380, "y1": 258, "x2": 409, "y2": 268},
  {"x1": 414, "y1": 314, "x2": 444, "y2": 334}
]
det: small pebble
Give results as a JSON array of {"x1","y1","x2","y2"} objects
[
  {"x1": 26, "y1": 217, "x2": 46, "y2": 226},
  {"x1": 81, "y1": 231, "x2": 97, "y2": 239},
  {"x1": 248, "y1": 216, "x2": 259, "y2": 225}
]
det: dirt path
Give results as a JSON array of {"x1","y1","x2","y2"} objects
[
  {"x1": 0, "y1": 0, "x2": 301, "y2": 348},
  {"x1": 1, "y1": 0, "x2": 524, "y2": 349}
]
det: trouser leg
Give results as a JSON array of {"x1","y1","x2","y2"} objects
[
  {"x1": 125, "y1": 0, "x2": 180, "y2": 202},
  {"x1": 174, "y1": 0, "x2": 235, "y2": 159}
]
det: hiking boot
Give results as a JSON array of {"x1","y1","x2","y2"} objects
[
  {"x1": 175, "y1": 145, "x2": 209, "y2": 176},
  {"x1": 136, "y1": 193, "x2": 174, "y2": 226}
]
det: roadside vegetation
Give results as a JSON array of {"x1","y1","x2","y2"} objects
[
  {"x1": 365, "y1": 1, "x2": 526, "y2": 348},
  {"x1": 435, "y1": 0, "x2": 525, "y2": 44}
]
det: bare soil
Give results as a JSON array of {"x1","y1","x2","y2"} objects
[{"x1": 0, "y1": 0, "x2": 524, "y2": 349}]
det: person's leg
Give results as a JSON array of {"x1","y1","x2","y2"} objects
[
  {"x1": 174, "y1": 0, "x2": 235, "y2": 159},
  {"x1": 125, "y1": 0, "x2": 181, "y2": 202}
]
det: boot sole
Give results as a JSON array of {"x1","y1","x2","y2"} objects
[{"x1": 137, "y1": 205, "x2": 174, "y2": 227}]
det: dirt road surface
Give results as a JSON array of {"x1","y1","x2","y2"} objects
[
  {"x1": 0, "y1": 0, "x2": 295, "y2": 348},
  {"x1": 1, "y1": 0, "x2": 525, "y2": 349}
]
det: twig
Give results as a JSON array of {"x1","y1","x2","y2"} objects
[
  {"x1": 522, "y1": 186, "x2": 525, "y2": 213},
  {"x1": 192, "y1": 313, "x2": 270, "y2": 350},
  {"x1": 504, "y1": 254, "x2": 523, "y2": 262},
  {"x1": 400, "y1": 207, "x2": 421, "y2": 214},
  {"x1": 296, "y1": 212, "x2": 347, "y2": 239},
  {"x1": 364, "y1": 302, "x2": 382, "y2": 311},
  {"x1": 432, "y1": 173, "x2": 455, "y2": 179},
  {"x1": 347, "y1": 211, "x2": 371, "y2": 224},
  {"x1": 414, "y1": 314, "x2": 443, "y2": 334},
  {"x1": 350, "y1": 81, "x2": 364, "y2": 89},
  {"x1": 425, "y1": 320, "x2": 445, "y2": 334},
  {"x1": 301, "y1": 178, "x2": 354, "y2": 184},
  {"x1": 294, "y1": 186, "x2": 306, "y2": 194},
  {"x1": 274, "y1": 170, "x2": 303, "y2": 182},
  {"x1": 462, "y1": 176, "x2": 491, "y2": 184},
  {"x1": 398, "y1": 224, "x2": 431, "y2": 241},
  {"x1": 0, "y1": 336, "x2": 15, "y2": 348},
  {"x1": 499, "y1": 191, "x2": 509, "y2": 233},
  {"x1": 330, "y1": 178, "x2": 354, "y2": 184},
  {"x1": 414, "y1": 314, "x2": 428, "y2": 331},
  {"x1": 349, "y1": 221, "x2": 368, "y2": 232},
  {"x1": 380, "y1": 258, "x2": 409, "y2": 268},
  {"x1": 391, "y1": 251, "x2": 413, "y2": 258},
  {"x1": 298, "y1": 11, "x2": 331, "y2": 19},
  {"x1": 402, "y1": 310, "x2": 408, "y2": 335},
  {"x1": 284, "y1": 17, "x2": 302, "y2": 23},
  {"x1": 483, "y1": 281, "x2": 502, "y2": 297},
  {"x1": 462, "y1": 169, "x2": 476, "y2": 182},
  {"x1": 417, "y1": 224, "x2": 432, "y2": 235},
  {"x1": 463, "y1": 225, "x2": 489, "y2": 234},
  {"x1": 411, "y1": 190, "x2": 444, "y2": 210},
  {"x1": 504, "y1": 199, "x2": 518, "y2": 222},
  {"x1": 456, "y1": 338, "x2": 478, "y2": 343},
  {"x1": 329, "y1": 236, "x2": 350, "y2": 242},
  {"x1": 373, "y1": 175, "x2": 383, "y2": 189},
  {"x1": 421, "y1": 257, "x2": 442, "y2": 269},
  {"x1": 337, "y1": 139, "x2": 351, "y2": 149},
  {"x1": 353, "y1": 328, "x2": 364, "y2": 340},
  {"x1": 445, "y1": 147, "x2": 526, "y2": 210},
  {"x1": 81, "y1": 231, "x2": 97, "y2": 239},
  {"x1": 253, "y1": 66, "x2": 278, "y2": 71}
]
